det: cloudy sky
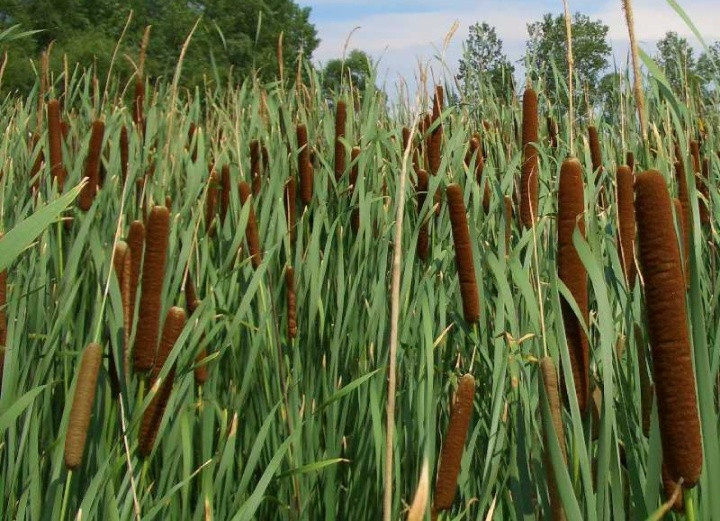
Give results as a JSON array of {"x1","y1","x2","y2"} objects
[{"x1": 296, "y1": 0, "x2": 720, "y2": 92}]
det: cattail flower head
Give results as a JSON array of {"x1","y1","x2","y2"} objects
[
  {"x1": 616, "y1": 165, "x2": 636, "y2": 288},
  {"x1": 239, "y1": 181, "x2": 262, "y2": 269},
  {"x1": 133, "y1": 206, "x2": 170, "y2": 372},
  {"x1": 120, "y1": 125, "x2": 129, "y2": 182},
  {"x1": 416, "y1": 169, "x2": 430, "y2": 262},
  {"x1": 334, "y1": 100, "x2": 347, "y2": 179},
  {"x1": 79, "y1": 120, "x2": 105, "y2": 211},
  {"x1": 557, "y1": 157, "x2": 589, "y2": 411},
  {"x1": 446, "y1": 184, "x2": 480, "y2": 323},
  {"x1": 64, "y1": 343, "x2": 102, "y2": 470},
  {"x1": 520, "y1": 87, "x2": 539, "y2": 228},
  {"x1": 47, "y1": 99, "x2": 67, "y2": 192},
  {"x1": 588, "y1": 125, "x2": 603, "y2": 174},
  {"x1": 433, "y1": 374, "x2": 475, "y2": 514},
  {"x1": 634, "y1": 169, "x2": 702, "y2": 487}
]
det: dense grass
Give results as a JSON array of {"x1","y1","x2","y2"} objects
[{"x1": 0, "y1": 38, "x2": 718, "y2": 521}]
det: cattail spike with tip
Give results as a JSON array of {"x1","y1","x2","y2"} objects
[{"x1": 446, "y1": 184, "x2": 480, "y2": 323}]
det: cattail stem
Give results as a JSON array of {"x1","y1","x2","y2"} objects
[{"x1": 622, "y1": 0, "x2": 648, "y2": 142}]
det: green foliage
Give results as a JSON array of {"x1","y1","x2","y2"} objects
[
  {"x1": 0, "y1": 0, "x2": 319, "y2": 94},
  {"x1": 526, "y1": 12, "x2": 611, "y2": 104},
  {"x1": 458, "y1": 22, "x2": 515, "y2": 101}
]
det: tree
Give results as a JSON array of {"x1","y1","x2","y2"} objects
[
  {"x1": 655, "y1": 31, "x2": 696, "y2": 94},
  {"x1": 457, "y1": 22, "x2": 514, "y2": 98},
  {"x1": 525, "y1": 12, "x2": 611, "y2": 103},
  {"x1": 696, "y1": 41, "x2": 720, "y2": 93},
  {"x1": 0, "y1": 0, "x2": 319, "y2": 93},
  {"x1": 321, "y1": 49, "x2": 373, "y2": 94}
]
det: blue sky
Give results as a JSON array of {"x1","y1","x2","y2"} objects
[{"x1": 296, "y1": 0, "x2": 720, "y2": 92}]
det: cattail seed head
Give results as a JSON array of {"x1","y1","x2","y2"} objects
[
  {"x1": 239, "y1": 181, "x2": 262, "y2": 269},
  {"x1": 120, "y1": 125, "x2": 129, "y2": 183},
  {"x1": 416, "y1": 169, "x2": 430, "y2": 262},
  {"x1": 557, "y1": 158, "x2": 589, "y2": 412},
  {"x1": 547, "y1": 116, "x2": 558, "y2": 149},
  {"x1": 286, "y1": 266, "x2": 297, "y2": 339},
  {"x1": 588, "y1": 125, "x2": 603, "y2": 174},
  {"x1": 133, "y1": 78, "x2": 145, "y2": 128},
  {"x1": 334, "y1": 100, "x2": 347, "y2": 180},
  {"x1": 79, "y1": 120, "x2": 105, "y2": 211},
  {"x1": 520, "y1": 87, "x2": 539, "y2": 228},
  {"x1": 47, "y1": 99, "x2": 67, "y2": 192},
  {"x1": 64, "y1": 343, "x2": 102, "y2": 470},
  {"x1": 446, "y1": 184, "x2": 480, "y2": 323},
  {"x1": 539, "y1": 356, "x2": 567, "y2": 521},
  {"x1": 616, "y1": 165, "x2": 636, "y2": 288},
  {"x1": 428, "y1": 87, "x2": 444, "y2": 176},
  {"x1": 634, "y1": 169, "x2": 702, "y2": 487},
  {"x1": 626, "y1": 151, "x2": 635, "y2": 173},
  {"x1": 133, "y1": 206, "x2": 170, "y2": 372},
  {"x1": 433, "y1": 374, "x2": 475, "y2": 513}
]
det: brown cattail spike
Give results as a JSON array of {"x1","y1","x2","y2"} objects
[
  {"x1": 239, "y1": 181, "x2": 262, "y2": 269},
  {"x1": 113, "y1": 241, "x2": 132, "y2": 375},
  {"x1": 616, "y1": 165, "x2": 636, "y2": 288},
  {"x1": 588, "y1": 126, "x2": 603, "y2": 175},
  {"x1": 334, "y1": 100, "x2": 347, "y2": 180},
  {"x1": 428, "y1": 87, "x2": 444, "y2": 176},
  {"x1": 133, "y1": 78, "x2": 145, "y2": 128},
  {"x1": 446, "y1": 184, "x2": 480, "y2": 323},
  {"x1": 64, "y1": 343, "x2": 102, "y2": 470},
  {"x1": 635, "y1": 169, "x2": 702, "y2": 487},
  {"x1": 416, "y1": 170, "x2": 430, "y2": 262},
  {"x1": 557, "y1": 158, "x2": 589, "y2": 412},
  {"x1": 138, "y1": 307, "x2": 186, "y2": 458},
  {"x1": 78, "y1": 120, "x2": 105, "y2": 211},
  {"x1": 120, "y1": 125, "x2": 129, "y2": 183},
  {"x1": 626, "y1": 151, "x2": 635, "y2": 173},
  {"x1": 133, "y1": 206, "x2": 170, "y2": 372},
  {"x1": 547, "y1": 116, "x2": 558, "y2": 149},
  {"x1": 539, "y1": 356, "x2": 567, "y2": 521},
  {"x1": 286, "y1": 266, "x2": 297, "y2": 339},
  {"x1": 47, "y1": 99, "x2": 67, "y2": 192},
  {"x1": 433, "y1": 374, "x2": 475, "y2": 514},
  {"x1": 520, "y1": 87, "x2": 539, "y2": 228}
]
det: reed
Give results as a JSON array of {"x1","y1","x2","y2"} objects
[
  {"x1": 616, "y1": 165, "x2": 636, "y2": 288},
  {"x1": 64, "y1": 343, "x2": 102, "y2": 470},
  {"x1": 133, "y1": 206, "x2": 170, "y2": 372},
  {"x1": 239, "y1": 181, "x2": 262, "y2": 269},
  {"x1": 634, "y1": 169, "x2": 702, "y2": 487},
  {"x1": 520, "y1": 87, "x2": 539, "y2": 228},
  {"x1": 432, "y1": 374, "x2": 475, "y2": 515},
  {"x1": 79, "y1": 120, "x2": 105, "y2": 211},
  {"x1": 446, "y1": 183, "x2": 480, "y2": 323},
  {"x1": 133, "y1": 77, "x2": 145, "y2": 128},
  {"x1": 557, "y1": 157, "x2": 589, "y2": 412}
]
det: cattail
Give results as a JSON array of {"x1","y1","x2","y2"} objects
[
  {"x1": 504, "y1": 196, "x2": 513, "y2": 254},
  {"x1": 286, "y1": 266, "x2": 297, "y2": 339},
  {"x1": 432, "y1": 374, "x2": 475, "y2": 514},
  {"x1": 239, "y1": 181, "x2": 262, "y2": 269},
  {"x1": 64, "y1": 343, "x2": 102, "y2": 470},
  {"x1": 446, "y1": 184, "x2": 480, "y2": 323},
  {"x1": 520, "y1": 87, "x2": 539, "y2": 228},
  {"x1": 634, "y1": 169, "x2": 702, "y2": 487},
  {"x1": 250, "y1": 139, "x2": 261, "y2": 195},
  {"x1": 557, "y1": 158, "x2": 589, "y2": 412},
  {"x1": 699, "y1": 158, "x2": 710, "y2": 225},
  {"x1": 113, "y1": 241, "x2": 132, "y2": 369},
  {"x1": 416, "y1": 170, "x2": 430, "y2": 262},
  {"x1": 539, "y1": 356, "x2": 567, "y2": 521},
  {"x1": 220, "y1": 164, "x2": 231, "y2": 222},
  {"x1": 689, "y1": 140, "x2": 700, "y2": 175},
  {"x1": 205, "y1": 168, "x2": 219, "y2": 235},
  {"x1": 78, "y1": 120, "x2": 105, "y2": 211},
  {"x1": 349, "y1": 146, "x2": 361, "y2": 234},
  {"x1": 428, "y1": 87, "x2": 444, "y2": 176},
  {"x1": 626, "y1": 151, "x2": 635, "y2": 173},
  {"x1": 547, "y1": 116, "x2": 558, "y2": 149},
  {"x1": 133, "y1": 77, "x2": 145, "y2": 128},
  {"x1": 138, "y1": 307, "x2": 186, "y2": 458},
  {"x1": 133, "y1": 206, "x2": 170, "y2": 372},
  {"x1": 588, "y1": 126, "x2": 603, "y2": 175},
  {"x1": 297, "y1": 124, "x2": 313, "y2": 206},
  {"x1": 616, "y1": 165, "x2": 636, "y2": 288},
  {"x1": 29, "y1": 133, "x2": 44, "y2": 192},
  {"x1": 47, "y1": 99, "x2": 67, "y2": 192},
  {"x1": 334, "y1": 100, "x2": 347, "y2": 180},
  {"x1": 127, "y1": 220, "x2": 145, "y2": 329},
  {"x1": 662, "y1": 464, "x2": 685, "y2": 512},
  {"x1": 284, "y1": 176, "x2": 297, "y2": 243},
  {"x1": 120, "y1": 125, "x2": 129, "y2": 182}
]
